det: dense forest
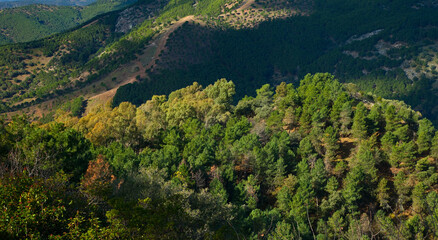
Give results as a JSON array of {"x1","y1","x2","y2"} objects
[
  {"x1": 2, "y1": 73, "x2": 438, "y2": 239},
  {"x1": 1, "y1": 1, "x2": 438, "y2": 237}
]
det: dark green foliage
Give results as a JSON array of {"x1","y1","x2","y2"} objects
[
  {"x1": 342, "y1": 166, "x2": 366, "y2": 215},
  {"x1": 2, "y1": 117, "x2": 93, "y2": 180},
  {"x1": 417, "y1": 118, "x2": 435, "y2": 154},
  {"x1": 352, "y1": 102, "x2": 368, "y2": 140},
  {"x1": 2, "y1": 74, "x2": 438, "y2": 238},
  {"x1": 224, "y1": 117, "x2": 251, "y2": 144},
  {"x1": 97, "y1": 141, "x2": 139, "y2": 176},
  {"x1": 0, "y1": 172, "x2": 89, "y2": 239},
  {"x1": 323, "y1": 126, "x2": 339, "y2": 164},
  {"x1": 62, "y1": 96, "x2": 85, "y2": 117},
  {"x1": 1, "y1": 0, "x2": 438, "y2": 237}
]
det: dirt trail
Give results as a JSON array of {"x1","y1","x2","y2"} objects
[
  {"x1": 237, "y1": 0, "x2": 255, "y2": 11},
  {"x1": 146, "y1": 15, "x2": 195, "y2": 69},
  {"x1": 6, "y1": 15, "x2": 199, "y2": 118},
  {"x1": 82, "y1": 19, "x2": 99, "y2": 29},
  {"x1": 87, "y1": 70, "x2": 137, "y2": 105},
  {"x1": 88, "y1": 15, "x2": 196, "y2": 108},
  {"x1": 92, "y1": 15, "x2": 196, "y2": 100}
]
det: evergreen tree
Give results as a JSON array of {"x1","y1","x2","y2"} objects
[
  {"x1": 339, "y1": 102, "x2": 353, "y2": 136},
  {"x1": 311, "y1": 158, "x2": 327, "y2": 198},
  {"x1": 342, "y1": 167, "x2": 365, "y2": 215},
  {"x1": 394, "y1": 171, "x2": 411, "y2": 209},
  {"x1": 389, "y1": 141, "x2": 417, "y2": 169},
  {"x1": 377, "y1": 178, "x2": 390, "y2": 209},
  {"x1": 209, "y1": 178, "x2": 228, "y2": 204},
  {"x1": 298, "y1": 136, "x2": 318, "y2": 165},
  {"x1": 290, "y1": 159, "x2": 314, "y2": 238},
  {"x1": 268, "y1": 221, "x2": 296, "y2": 240},
  {"x1": 417, "y1": 118, "x2": 435, "y2": 154},
  {"x1": 320, "y1": 177, "x2": 342, "y2": 216},
  {"x1": 352, "y1": 102, "x2": 368, "y2": 140},
  {"x1": 367, "y1": 104, "x2": 384, "y2": 134},
  {"x1": 352, "y1": 137, "x2": 379, "y2": 183},
  {"x1": 431, "y1": 132, "x2": 438, "y2": 160},
  {"x1": 330, "y1": 92, "x2": 349, "y2": 128},
  {"x1": 385, "y1": 105, "x2": 402, "y2": 132},
  {"x1": 323, "y1": 126, "x2": 339, "y2": 170}
]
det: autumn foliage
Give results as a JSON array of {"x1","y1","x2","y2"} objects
[{"x1": 80, "y1": 155, "x2": 115, "y2": 204}]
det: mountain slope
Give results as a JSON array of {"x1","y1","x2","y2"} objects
[
  {"x1": 108, "y1": 0, "x2": 438, "y2": 125},
  {"x1": 0, "y1": 0, "x2": 95, "y2": 9},
  {"x1": 0, "y1": 0, "x2": 135, "y2": 45},
  {"x1": 0, "y1": 0, "x2": 238, "y2": 117},
  {"x1": 2, "y1": 0, "x2": 438, "y2": 127}
]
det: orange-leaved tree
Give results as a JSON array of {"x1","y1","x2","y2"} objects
[{"x1": 80, "y1": 155, "x2": 116, "y2": 206}]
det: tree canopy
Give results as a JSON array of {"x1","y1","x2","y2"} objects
[{"x1": 1, "y1": 73, "x2": 438, "y2": 239}]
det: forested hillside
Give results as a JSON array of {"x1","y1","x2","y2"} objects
[
  {"x1": 2, "y1": 0, "x2": 438, "y2": 129},
  {"x1": 114, "y1": 0, "x2": 438, "y2": 124},
  {"x1": 0, "y1": 10, "x2": 124, "y2": 114},
  {"x1": 0, "y1": 0, "x2": 135, "y2": 45},
  {"x1": 1, "y1": 0, "x2": 438, "y2": 239},
  {"x1": 1, "y1": 74, "x2": 438, "y2": 239},
  {"x1": 0, "y1": 0, "x2": 239, "y2": 117}
]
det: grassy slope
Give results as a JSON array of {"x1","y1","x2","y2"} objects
[{"x1": 0, "y1": 0, "x2": 96, "y2": 9}]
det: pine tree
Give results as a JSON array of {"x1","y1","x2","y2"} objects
[
  {"x1": 417, "y1": 118, "x2": 435, "y2": 154},
  {"x1": 209, "y1": 178, "x2": 228, "y2": 204},
  {"x1": 298, "y1": 136, "x2": 318, "y2": 165},
  {"x1": 290, "y1": 160, "x2": 315, "y2": 238},
  {"x1": 339, "y1": 102, "x2": 353, "y2": 136},
  {"x1": 352, "y1": 102, "x2": 368, "y2": 140},
  {"x1": 385, "y1": 105, "x2": 401, "y2": 132},
  {"x1": 377, "y1": 178, "x2": 390, "y2": 209},
  {"x1": 431, "y1": 132, "x2": 438, "y2": 160},
  {"x1": 367, "y1": 104, "x2": 384, "y2": 134},
  {"x1": 323, "y1": 126, "x2": 339, "y2": 170},
  {"x1": 311, "y1": 158, "x2": 327, "y2": 198},
  {"x1": 342, "y1": 167, "x2": 365, "y2": 215},
  {"x1": 330, "y1": 92, "x2": 349, "y2": 128},
  {"x1": 352, "y1": 137, "x2": 379, "y2": 182}
]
